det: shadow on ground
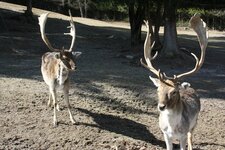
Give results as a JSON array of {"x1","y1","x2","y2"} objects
[{"x1": 76, "y1": 108, "x2": 165, "y2": 148}]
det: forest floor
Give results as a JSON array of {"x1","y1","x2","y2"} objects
[{"x1": 0, "y1": 2, "x2": 225, "y2": 150}]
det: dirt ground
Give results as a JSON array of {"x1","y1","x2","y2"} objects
[{"x1": 0, "y1": 2, "x2": 225, "y2": 150}]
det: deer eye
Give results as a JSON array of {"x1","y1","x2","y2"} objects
[{"x1": 170, "y1": 90, "x2": 177, "y2": 96}]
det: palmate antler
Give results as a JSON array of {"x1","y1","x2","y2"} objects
[
  {"x1": 38, "y1": 10, "x2": 76, "y2": 52},
  {"x1": 141, "y1": 14, "x2": 208, "y2": 81},
  {"x1": 176, "y1": 13, "x2": 208, "y2": 79},
  {"x1": 38, "y1": 13, "x2": 58, "y2": 52}
]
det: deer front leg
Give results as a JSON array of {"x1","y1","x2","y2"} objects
[
  {"x1": 48, "y1": 92, "x2": 52, "y2": 107},
  {"x1": 180, "y1": 135, "x2": 187, "y2": 150},
  {"x1": 50, "y1": 88, "x2": 58, "y2": 126},
  {"x1": 163, "y1": 133, "x2": 173, "y2": 150},
  {"x1": 63, "y1": 81, "x2": 75, "y2": 124},
  {"x1": 187, "y1": 132, "x2": 193, "y2": 150}
]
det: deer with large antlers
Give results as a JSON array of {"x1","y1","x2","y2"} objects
[
  {"x1": 38, "y1": 11, "x2": 82, "y2": 126},
  {"x1": 141, "y1": 14, "x2": 208, "y2": 150}
]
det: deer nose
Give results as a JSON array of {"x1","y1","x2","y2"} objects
[
  {"x1": 72, "y1": 66, "x2": 77, "y2": 70},
  {"x1": 158, "y1": 104, "x2": 166, "y2": 111},
  {"x1": 159, "y1": 106, "x2": 166, "y2": 111}
]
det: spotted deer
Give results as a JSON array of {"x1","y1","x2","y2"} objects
[
  {"x1": 38, "y1": 11, "x2": 82, "y2": 126},
  {"x1": 140, "y1": 14, "x2": 208, "y2": 150}
]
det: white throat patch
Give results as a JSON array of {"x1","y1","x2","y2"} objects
[{"x1": 57, "y1": 63, "x2": 69, "y2": 85}]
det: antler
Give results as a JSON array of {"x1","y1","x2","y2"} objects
[
  {"x1": 38, "y1": 13, "x2": 59, "y2": 52},
  {"x1": 176, "y1": 13, "x2": 208, "y2": 79},
  {"x1": 38, "y1": 11, "x2": 76, "y2": 52},
  {"x1": 141, "y1": 14, "x2": 208, "y2": 82},
  {"x1": 64, "y1": 10, "x2": 76, "y2": 52},
  {"x1": 140, "y1": 20, "x2": 160, "y2": 77}
]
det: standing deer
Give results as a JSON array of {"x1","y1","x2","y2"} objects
[
  {"x1": 140, "y1": 14, "x2": 208, "y2": 150},
  {"x1": 38, "y1": 11, "x2": 82, "y2": 126}
]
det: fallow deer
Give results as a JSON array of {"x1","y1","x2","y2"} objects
[
  {"x1": 38, "y1": 11, "x2": 82, "y2": 126},
  {"x1": 140, "y1": 14, "x2": 208, "y2": 150}
]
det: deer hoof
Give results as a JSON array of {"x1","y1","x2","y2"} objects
[{"x1": 53, "y1": 121, "x2": 58, "y2": 127}]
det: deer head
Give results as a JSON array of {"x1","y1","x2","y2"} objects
[
  {"x1": 140, "y1": 14, "x2": 208, "y2": 111},
  {"x1": 38, "y1": 11, "x2": 82, "y2": 71}
]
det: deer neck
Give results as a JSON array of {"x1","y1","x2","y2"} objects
[
  {"x1": 57, "y1": 62, "x2": 69, "y2": 85},
  {"x1": 166, "y1": 95, "x2": 183, "y2": 115}
]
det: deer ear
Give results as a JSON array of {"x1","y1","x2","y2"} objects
[
  {"x1": 181, "y1": 82, "x2": 191, "y2": 89},
  {"x1": 149, "y1": 76, "x2": 160, "y2": 87},
  {"x1": 72, "y1": 51, "x2": 82, "y2": 58}
]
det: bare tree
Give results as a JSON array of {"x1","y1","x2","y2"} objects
[
  {"x1": 77, "y1": 0, "x2": 88, "y2": 18},
  {"x1": 77, "y1": 0, "x2": 84, "y2": 17},
  {"x1": 84, "y1": 0, "x2": 88, "y2": 18}
]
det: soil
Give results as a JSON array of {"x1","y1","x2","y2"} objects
[{"x1": 0, "y1": 2, "x2": 225, "y2": 150}]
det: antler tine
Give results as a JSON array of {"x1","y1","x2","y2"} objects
[
  {"x1": 140, "y1": 20, "x2": 160, "y2": 77},
  {"x1": 176, "y1": 13, "x2": 208, "y2": 79},
  {"x1": 64, "y1": 10, "x2": 76, "y2": 52},
  {"x1": 38, "y1": 13, "x2": 59, "y2": 52}
]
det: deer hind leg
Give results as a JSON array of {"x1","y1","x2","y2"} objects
[
  {"x1": 63, "y1": 80, "x2": 75, "y2": 124},
  {"x1": 187, "y1": 132, "x2": 193, "y2": 150},
  {"x1": 48, "y1": 90, "x2": 60, "y2": 111},
  {"x1": 49, "y1": 88, "x2": 58, "y2": 126}
]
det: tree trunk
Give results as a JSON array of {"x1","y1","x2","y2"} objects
[
  {"x1": 84, "y1": 0, "x2": 88, "y2": 18},
  {"x1": 61, "y1": 0, "x2": 65, "y2": 6},
  {"x1": 25, "y1": 0, "x2": 33, "y2": 17},
  {"x1": 147, "y1": 19, "x2": 154, "y2": 42},
  {"x1": 154, "y1": 0, "x2": 163, "y2": 50},
  {"x1": 129, "y1": 1, "x2": 145, "y2": 47},
  {"x1": 162, "y1": 20, "x2": 178, "y2": 57},
  {"x1": 145, "y1": 1, "x2": 154, "y2": 45},
  {"x1": 68, "y1": 0, "x2": 71, "y2": 6},
  {"x1": 77, "y1": 0, "x2": 84, "y2": 17},
  {"x1": 161, "y1": 0, "x2": 179, "y2": 58}
]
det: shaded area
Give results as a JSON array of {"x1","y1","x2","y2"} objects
[
  {"x1": 197, "y1": 142, "x2": 225, "y2": 149},
  {"x1": 76, "y1": 108, "x2": 165, "y2": 148}
]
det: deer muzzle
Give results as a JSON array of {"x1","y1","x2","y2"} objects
[{"x1": 158, "y1": 103, "x2": 166, "y2": 111}]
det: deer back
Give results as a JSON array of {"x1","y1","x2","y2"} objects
[
  {"x1": 41, "y1": 52, "x2": 62, "y2": 84},
  {"x1": 179, "y1": 86, "x2": 201, "y2": 121}
]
